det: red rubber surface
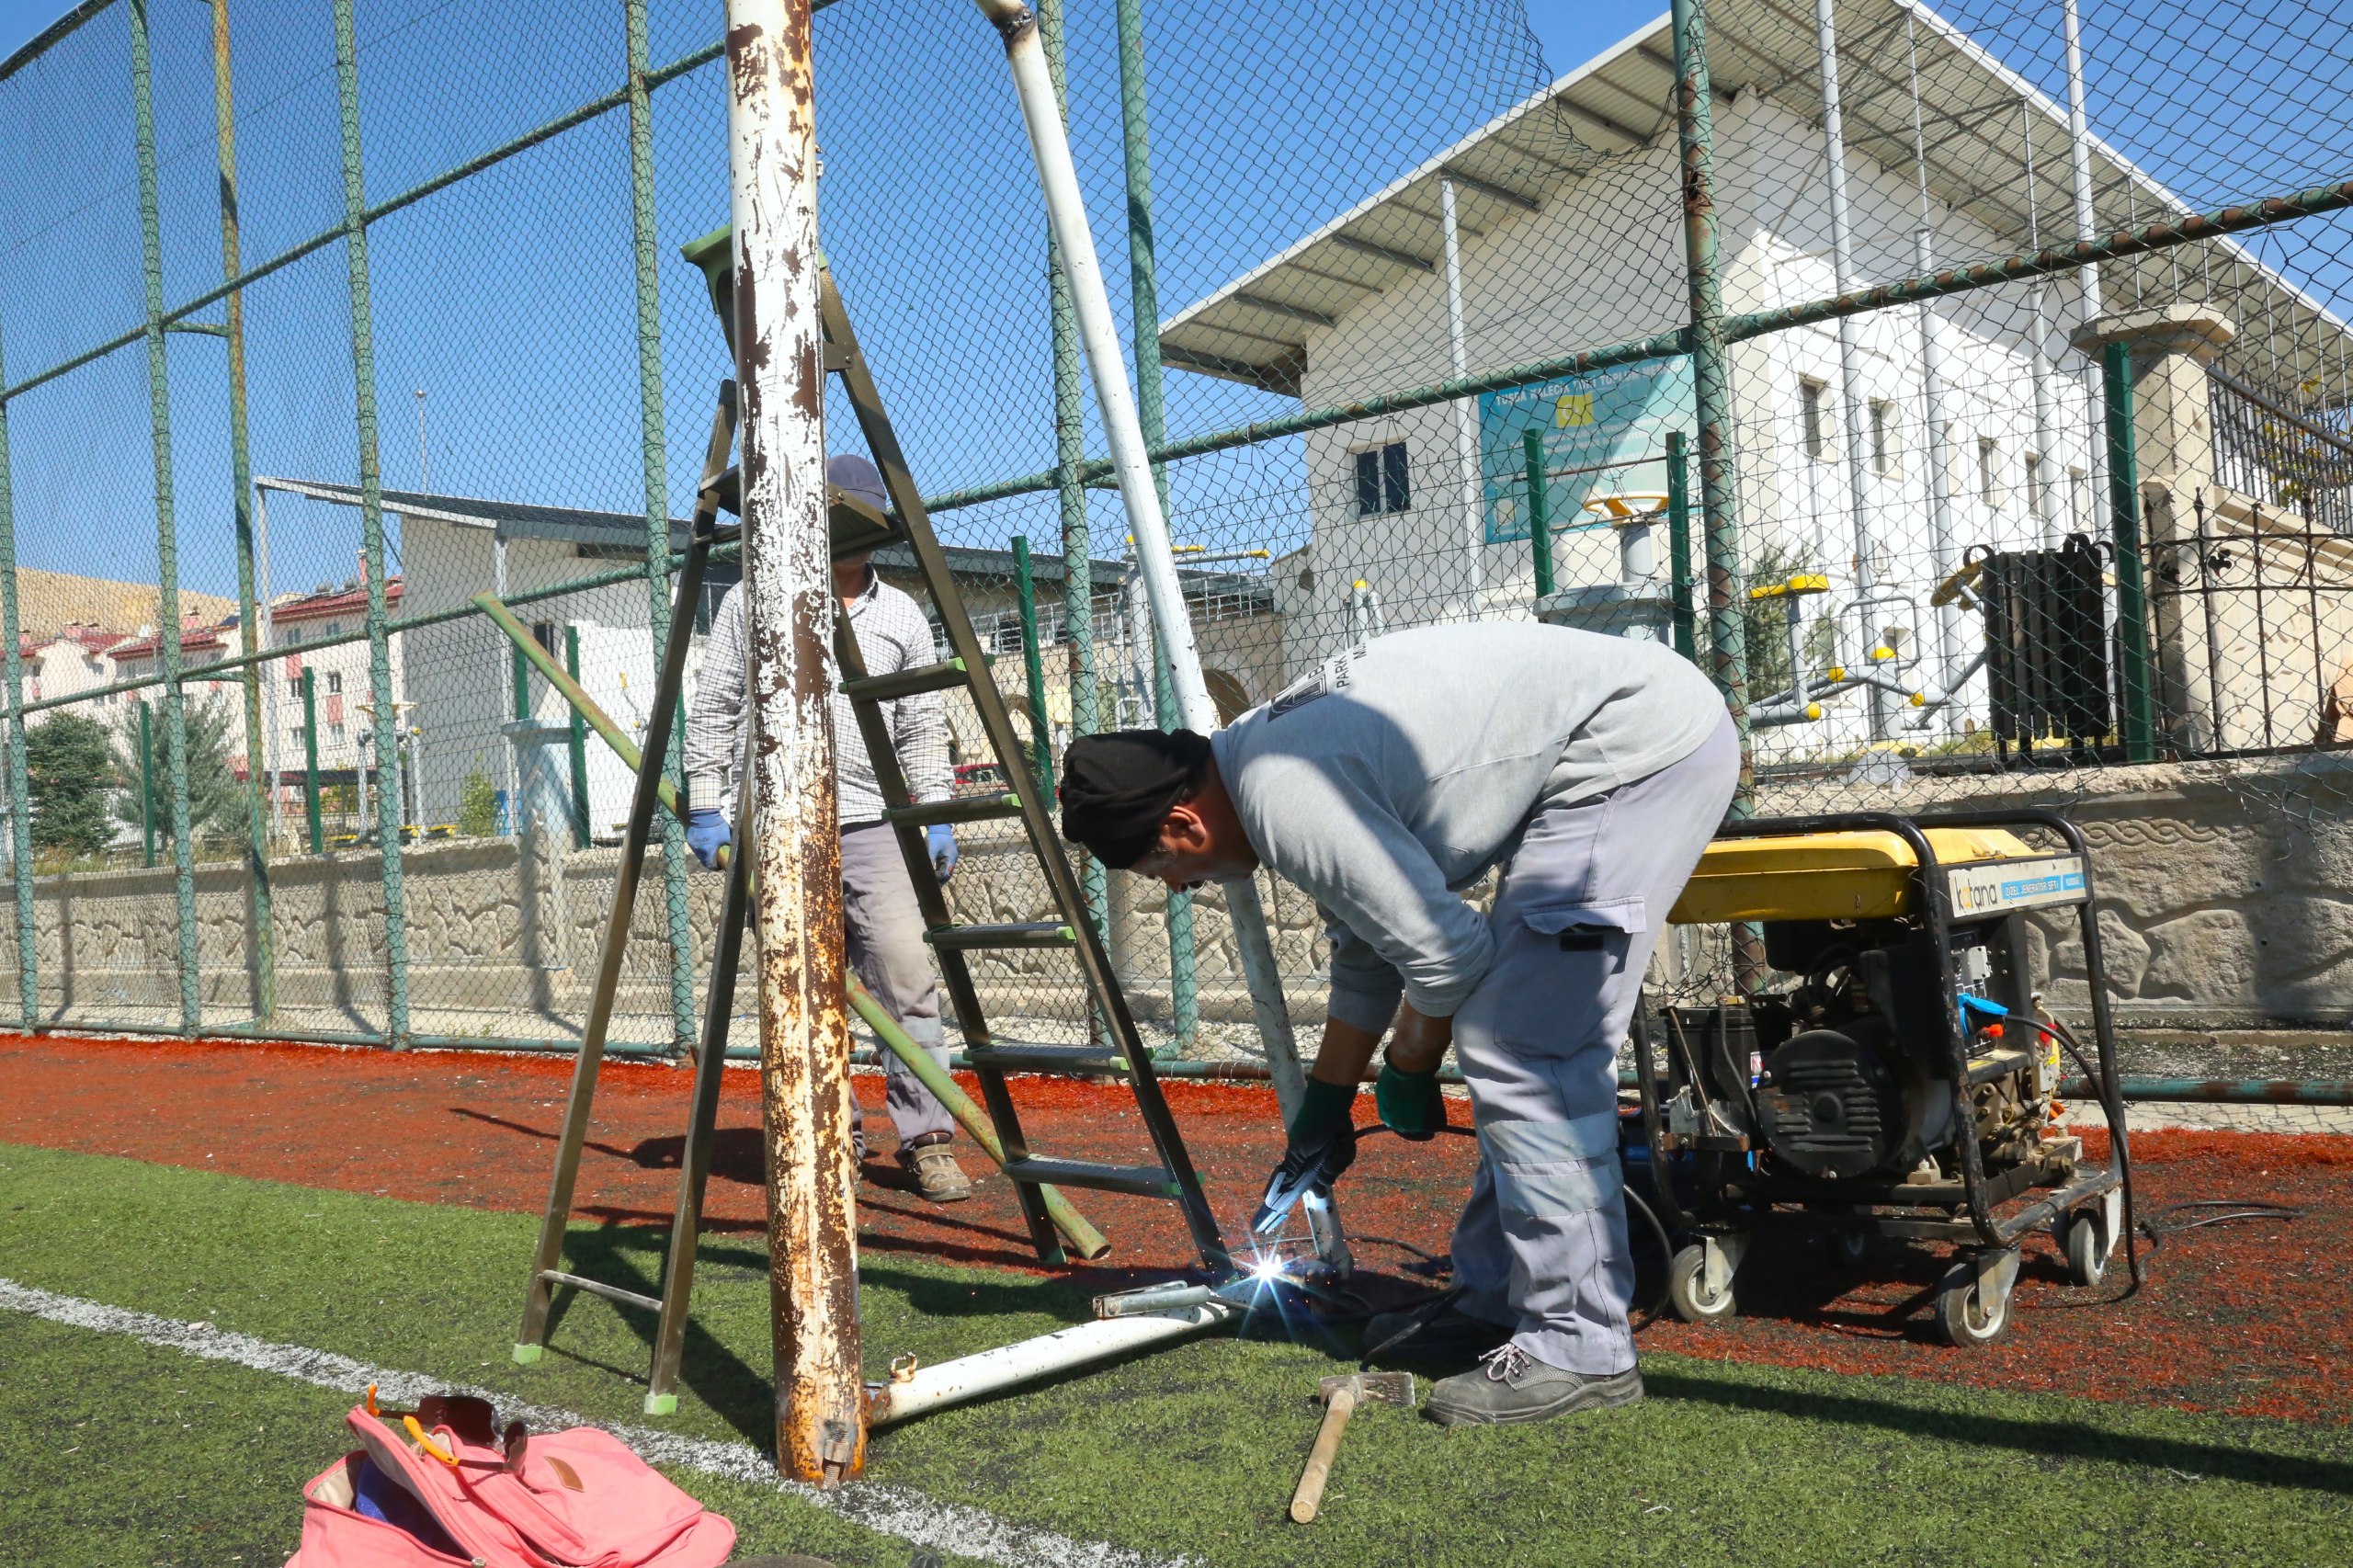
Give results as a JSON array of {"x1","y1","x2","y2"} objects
[{"x1": 1, "y1": 1032, "x2": 2345, "y2": 1422}]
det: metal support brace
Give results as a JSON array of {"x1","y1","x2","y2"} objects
[{"x1": 0, "y1": 312, "x2": 33, "y2": 1030}]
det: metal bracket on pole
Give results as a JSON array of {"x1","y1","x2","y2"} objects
[{"x1": 970, "y1": 0, "x2": 1342, "y2": 1277}]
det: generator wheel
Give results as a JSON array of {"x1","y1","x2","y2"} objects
[
  {"x1": 1667, "y1": 1243, "x2": 1737, "y2": 1324},
  {"x1": 1830, "y1": 1229, "x2": 1870, "y2": 1267},
  {"x1": 1934, "y1": 1256, "x2": 2014, "y2": 1347},
  {"x1": 2059, "y1": 1209, "x2": 2109, "y2": 1288}
]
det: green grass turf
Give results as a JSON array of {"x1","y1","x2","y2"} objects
[{"x1": 4, "y1": 1142, "x2": 2351, "y2": 1567}]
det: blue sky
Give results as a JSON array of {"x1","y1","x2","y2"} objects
[{"x1": 0, "y1": 1, "x2": 2343, "y2": 608}]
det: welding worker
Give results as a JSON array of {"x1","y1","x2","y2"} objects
[
  {"x1": 1058, "y1": 622, "x2": 1735, "y2": 1426},
  {"x1": 681, "y1": 453, "x2": 972, "y2": 1205}
]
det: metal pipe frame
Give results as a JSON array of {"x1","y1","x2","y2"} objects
[
  {"x1": 206, "y1": 0, "x2": 274, "y2": 1023},
  {"x1": 0, "y1": 307, "x2": 29, "y2": 1030},
  {"x1": 1113, "y1": 0, "x2": 1199, "y2": 1055},
  {"x1": 624, "y1": 0, "x2": 700, "y2": 1059},
  {"x1": 129, "y1": 0, "x2": 201, "y2": 1036},
  {"x1": 332, "y1": 0, "x2": 411, "y2": 1045},
  {"x1": 724, "y1": 0, "x2": 864, "y2": 1485}
]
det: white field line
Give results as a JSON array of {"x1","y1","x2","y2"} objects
[{"x1": 0, "y1": 1277, "x2": 1197, "y2": 1568}]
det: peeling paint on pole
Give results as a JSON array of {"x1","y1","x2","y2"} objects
[{"x1": 723, "y1": 0, "x2": 863, "y2": 1487}]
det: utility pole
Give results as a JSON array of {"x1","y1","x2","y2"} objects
[{"x1": 724, "y1": 0, "x2": 862, "y2": 1487}]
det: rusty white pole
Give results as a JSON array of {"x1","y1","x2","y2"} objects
[{"x1": 724, "y1": 0, "x2": 863, "y2": 1487}]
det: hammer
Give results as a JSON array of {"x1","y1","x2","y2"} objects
[{"x1": 1289, "y1": 1370, "x2": 1415, "y2": 1524}]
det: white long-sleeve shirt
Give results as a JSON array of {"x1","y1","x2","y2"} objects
[
  {"x1": 1209, "y1": 622, "x2": 1726, "y2": 1028},
  {"x1": 682, "y1": 576, "x2": 952, "y2": 824}
]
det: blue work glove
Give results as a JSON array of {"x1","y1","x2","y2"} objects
[
  {"x1": 686, "y1": 807, "x2": 731, "y2": 869},
  {"x1": 928, "y1": 823, "x2": 959, "y2": 882},
  {"x1": 1252, "y1": 1077, "x2": 1358, "y2": 1234},
  {"x1": 1375, "y1": 1057, "x2": 1447, "y2": 1142}
]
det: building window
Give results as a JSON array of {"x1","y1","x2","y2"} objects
[
  {"x1": 287, "y1": 676, "x2": 302, "y2": 701},
  {"x1": 2024, "y1": 453, "x2": 2047, "y2": 522},
  {"x1": 326, "y1": 672, "x2": 344, "y2": 696},
  {"x1": 2070, "y1": 467, "x2": 2089, "y2": 531},
  {"x1": 330, "y1": 723, "x2": 347, "y2": 744},
  {"x1": 1354, "y1": 442, "x2": 1409, "y2": 517},
  {"x1": 1869, "y1": 399, "x2": 1899, "y2": 476},
  {"x1": 1799, "y1": 379, "x2": 1832, "y2": 461},
  {"x1": 1978, "y1": 437, "x2": 2001, "y2": 508}
]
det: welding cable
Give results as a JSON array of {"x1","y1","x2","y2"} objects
[
  {"x1": 2133, "y1": 1198, "x2": 2303, "y2": 1252},
  {"x1": 2029, "y1": 1015, "x2": 2144, "y2": 1296}
]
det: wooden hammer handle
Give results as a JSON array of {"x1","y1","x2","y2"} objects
[{"x1": 1289, "y1": 1385, "x2": 1359, "y2": 1524}]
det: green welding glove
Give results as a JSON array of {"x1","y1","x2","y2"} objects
[
  {"x1": 1375, "y1": 1057, "x2": 1447, "y2": 1142},
  {"x1": 1252, "y1": 1076, "x2": 1358, "y2": 1233}
]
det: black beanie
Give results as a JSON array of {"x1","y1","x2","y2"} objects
[{"x1": 1058, "y1": 729, "x2": 1213, "y2": 869}]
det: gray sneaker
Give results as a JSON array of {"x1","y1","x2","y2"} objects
[
  {"x1": 901, "y1": 1139, "x2": 972, "y2": 1203},
  {"x1": 1425, "y1": 1344, "x2": 1643, "y2": 1427},
  {"x1": 1361, "y1": 1301, "x2": 1512, "y2": 1361}
]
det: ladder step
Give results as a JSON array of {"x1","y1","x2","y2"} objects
[
  {"x1": 1000, "y1": 1158, "x2": 1184, "y2": 1198},
  {"x1": 843, "y1": 659, "x2": 969, "y2": 702},
  {"x1": 926, "y1": 921, "x2": 1075, "y2": 951},
  {"x1": 540, "y1": 1269, "x2": 662, "y2": 1314},
  {"x1": 885, "y1": 792, "x2": 1023, "y2": 828},
  {"x1": 964, "y1": 1044, "x2": 1132, "y2": 1075}
]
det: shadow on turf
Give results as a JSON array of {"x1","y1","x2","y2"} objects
[{"x1": 1645, "y1": 1369, "x2": 2353, "y2": 1495}]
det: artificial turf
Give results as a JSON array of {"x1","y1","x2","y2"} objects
[{"x1": 4, "y1": 1142, "x2": 2350, "y2": 1566}]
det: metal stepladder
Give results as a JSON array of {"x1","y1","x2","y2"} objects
[{"x1": 509, "y1": 235, "x2": 1231, "y2": 1415}]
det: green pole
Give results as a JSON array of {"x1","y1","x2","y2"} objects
[
  {"x1": 1011, "y1": 535, "x2": 1055, "y2": 795},
  {"x1": 563, "y1": 625, "x2": 592, "y2": 847},
  {"x1": 1524, "y1": 428, "x2": 1552, "y2": 599},
  {"x1": 1671, "y1": 0, "x2": 1751, "y2": 794},
  {"x1": 208, "y1": 0, "x2": 274, "y2": 1021},
  {"x1": 333, "y1": 0, "x2": 409, "y2": 1045},
  {"x1": 1114, "y1": 0, "x2": 1197, "y2": 1052},
  {"x1": 138, "y1": 699, "x2": 156, "y2": 868},
  {"x1": 129, "y1": 0, "x2": 202, "y2": 1036},
  {"x1": 623, "y1": 0, "x2": 697, "y2": 1058},
  {"x1": 511, "y1": 642, "x2": 530, "y2": 725},
  {"x1": 2103, "y1": 342, "x2": 2156, "y2": 762},
  {"x1": 301, "y1": 670, "x2": 322, "y2": 854},
  {"x1": 1039, "y1": 0, "x2": 1110, "y2": 1046},
  {"x1": 0, "y1": 309, "x2": 35, "y2": 1030},
  {"x1": 1666, "y1": 429, "x2": 1698, "y2": 663}
]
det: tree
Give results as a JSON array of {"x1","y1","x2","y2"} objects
[
  {"x1": 112, "y1": 693, "x2": 251, "y2": 850},
  {"x1": 25, "y1": 711, "x2": 119, "y2": 861},
  {"x1": 456, "y1": 764, "x2": 499, "y2": 837}
]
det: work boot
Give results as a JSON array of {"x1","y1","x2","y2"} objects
[
  {"x1": 1425, "y1": 1343, "x2": 1643, "y2": 1427},
  {"x1": 1361, "y1": 1301, "x2": 1512, "y2": 1361},
  {"x1": 900, "y1": 1134, "x2": 972, "y2": 1203}
]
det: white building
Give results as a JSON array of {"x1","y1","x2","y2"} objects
[{"x1": 1162, "y1": 0, "x2": 2351, "y2": 756}]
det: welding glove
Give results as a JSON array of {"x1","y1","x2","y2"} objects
[
  {"x1": 686, "y1": 807, "x2": 732, "y2": 870},
  {"x1": 928, "y1": 823, "x2": 960, "y2": 881},
  {"x1": 1253, "y1": 1076, "x2": 1358, "y2": 1233},
  {"x1": 1375, "y1": 1056, "x2": 1448, "y2": 1142}
]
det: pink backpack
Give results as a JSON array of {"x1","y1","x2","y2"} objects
[{"x1": 290, "y1": 1392, "x2": 735, "y2": 1568}]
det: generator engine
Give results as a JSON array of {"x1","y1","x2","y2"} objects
[{"x1": 1661, "y1": 915, "x2": 2058, "y2": 1188}]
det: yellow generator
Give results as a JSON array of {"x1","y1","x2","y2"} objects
[{"x1": 1634, "y1": 808, "x2": 2135, "y2": 1346}]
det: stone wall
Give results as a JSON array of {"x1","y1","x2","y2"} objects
[{"x1": 5, "y1": 750, "x2": 2347, "y2": 1042}]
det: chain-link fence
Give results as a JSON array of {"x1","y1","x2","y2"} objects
[{"x1": 3, "y1": 0, "x2": 2350, "y2": 1089}]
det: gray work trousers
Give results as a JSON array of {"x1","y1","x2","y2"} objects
[
  {"x1": 1448, "y1": 715, "x2": 1739, "y2": 1374},
  {"x1": 839, "y1": 823, "x2": 954, "y2": 1146}
]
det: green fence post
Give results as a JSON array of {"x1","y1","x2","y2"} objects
[
  {"x1": 563, "y1": 625, "x2": 592, "y2": 847},
  {"x1": 1039, "y1": 0, "x2": 1111, "y2": 1048},
  {"x1": 623, "y1": 0, "x2": 698, "y2": 1058},
  {"x1": 2102, "y1": 342, "x2": 2157, "y2": 762},
  {"x1": 208, "y1": 0, "x2": 274, "y2": 1022},
  {"x1": 1523, "y1": 428, "x2": 1553, "y2": 599},
  {"x1": 512, "y1": 643, "x2": 531, "y2": 727},
  {"x1": 138, "y1": 699, "x2": 156, "y2": 868},
  {"x1": 332, "y1": 0, "x2": 409, "y2": 1045},
  {"x1": 0, "y1": 311, "x2": 35, "y2": 1030},
  {"x1": 1011, "y1": 535, "x2": 1055, "y2": 795},
  {"x1": 1666, "y1": 428, "x2": 1698, "y2": 663},
  {"x1": 1115, "y1": 0, "x2": 1197, "y2": 1053},
  {"x1": 129, "y1": 0, "x2": 202, "y2": 1036},
  {"x1": 302, "y1": 670, "x2": 323, "y2": 854}
]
